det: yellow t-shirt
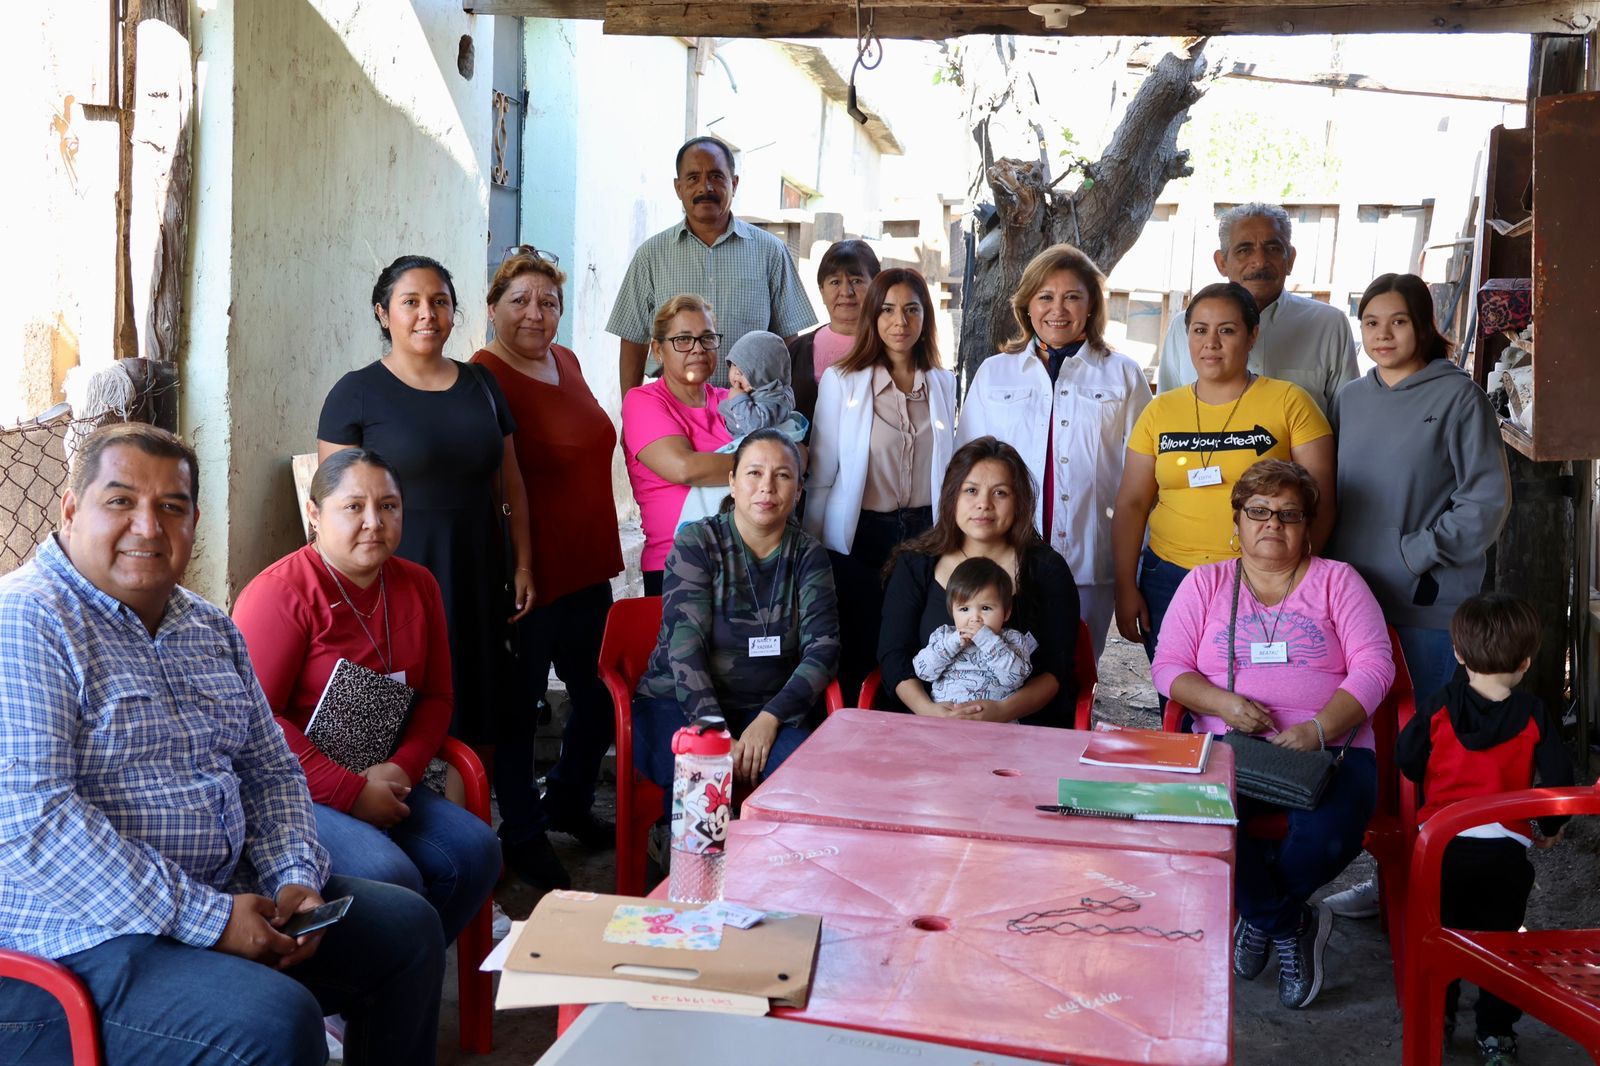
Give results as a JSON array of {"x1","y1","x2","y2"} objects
[{"x1": 1128, "y1": 377, "x2": 1331, "y2": 570}]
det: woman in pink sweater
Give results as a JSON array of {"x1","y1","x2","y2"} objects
[{"x1": 1152, "y1": 459, "x2": 1393, "y2": 1012}]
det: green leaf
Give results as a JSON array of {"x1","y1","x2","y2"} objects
[{"x1": 932, "y1": 69, "x2": 943, "y2": 85}]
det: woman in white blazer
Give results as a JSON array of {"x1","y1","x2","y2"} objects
[
  {"x1": 805, "y1": 267, "x2": 956, "y2": 699},
  {"x1": 957, "y1": 244, "x2": 1151, "y2": 661}
]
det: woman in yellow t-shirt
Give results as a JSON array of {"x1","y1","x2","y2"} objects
[{"x1": 1112, "y1": 281, "x2": 1335, "y2": 659}]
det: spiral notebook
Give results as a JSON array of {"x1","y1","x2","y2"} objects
[
  {"x1": 304, "y1": 658, "x2": 416, "y2": 773},
  {"x1": 1045, "y1": 778, "x2": 1238, "y2": 825}
]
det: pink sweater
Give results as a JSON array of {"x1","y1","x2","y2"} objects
[{"x1": 1151, "y1": 556, "x2": 1394, "y2": 749}]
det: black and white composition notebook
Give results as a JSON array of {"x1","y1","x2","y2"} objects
[{"x1": 304, "y1": 658, "x2": 416, "y2": 772}]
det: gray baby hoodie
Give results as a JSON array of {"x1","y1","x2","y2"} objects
[{"x1": 1326, "y1": 359, "x2": 1510, "y2": 630}]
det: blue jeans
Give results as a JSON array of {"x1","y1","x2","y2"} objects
[
  {"x1": 1235, "y1": 747, "x2": 1378, "y2": 938},
  {"x1": 0, "y1": 875, "x2": 443, "y2": 1066},
  {"x1": 632, "y1": 695, "x2": 811, "y2": 818},
  {"x1": 314, "y1": 786, "x2": 500, "y2": 945},
  {"x1": 1396, "y1": 625, "x2": 1459, "y2": 705},
  {"x1": 1137, "y1": 547, "x2": 1190, "y2": 663},
  {"x1": 497, "y1": 582, "x2": 617, "y2": 846}
]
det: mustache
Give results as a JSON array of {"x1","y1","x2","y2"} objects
[
  {"x1": 694, "y1": 194, "x2": 721, "y2": 204},
  {"x1": 1242, "y1": 269, "x2": 1279, "y2": 281}
]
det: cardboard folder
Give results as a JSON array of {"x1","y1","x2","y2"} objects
[{"x1": 505, "y1": 891, "x2": 821, "y2": 1010}]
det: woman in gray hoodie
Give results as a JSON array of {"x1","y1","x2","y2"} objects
[{"x1": 1328, "y1": 273, "x2": 1510, "y2": 705}]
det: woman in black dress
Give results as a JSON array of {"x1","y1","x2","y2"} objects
[
  {"x1": 877, "y1": 436, "x2": 1079, "y2": 726},
  {"x1": 318, "y1": 256, "x2": 559, "y2": 884}
]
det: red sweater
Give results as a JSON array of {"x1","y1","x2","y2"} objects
[
  {"x1": 473, "y1": 346, "x2": 623, "y2": 605},
  {"x1": 233, "y1": 544, "x2": 453, "y2": 812}
]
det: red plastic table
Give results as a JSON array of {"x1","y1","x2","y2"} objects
[
  {"x1": 716, "y1": 820, "x2": 1229, "y2": 1064},
  {"x1": 744, "y1": 709, "x2": 1236, "y2": 859}
]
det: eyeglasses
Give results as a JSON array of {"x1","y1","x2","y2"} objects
[
  {"x1": 661, "y1": 333, "x2": 723, "y2": 353},
  {"x1": 1241, "y1": 505, "x2": 1306, "y2": 525},
  {"x1": 501, "y1": 244, "x2": 559, "y2": 266}
]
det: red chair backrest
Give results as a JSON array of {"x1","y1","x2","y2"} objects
[{"x1": 598, "y1": 595, "x2": 663, "y2": 705}]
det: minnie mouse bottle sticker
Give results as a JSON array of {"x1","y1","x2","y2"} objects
[{"x1": 668, "y1": 716, "x2": 735, "y2": 904}]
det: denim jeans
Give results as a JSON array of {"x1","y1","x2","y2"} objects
[
  {"x1": 632, "y1": 694, "x2": 811, "y2": 818},
  {"x1": 1235, "y1": 746, "x2": 1378, "y2": 938},
  {"x1": 0, "y1": 875, "x2": 443, "y2": 1066},
  {"x1": 1136, "y1": 547, "x2": 1190, "y2": 663},
  {"x1": 496, "y1": 582, "x2": 617, "y2": 846},
  {"x1": 313, "y1": 785, "x2": 500, "y2": 945},
  {"x1": 1396, "y1": 625, "x2": 1459, "y2": 705}
]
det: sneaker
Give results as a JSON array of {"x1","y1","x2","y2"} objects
[
  {"x1": 1477, "y1": 1034, "x2": 1519, "y2": 1065},
  {"x1": 1233, "y1": 916, "x2": 1272, "y2": 980},
  {"x1": 1273, "y1": 901, "x2": 1332, "y2": 1009},
  {"x1": 491, "y1": 901, "x2": 513, "y2": 942},
  {"x1": 1324, "y1": 878, "x2": 1380, "y2": 919},
  {"x1": 547, "y1": 809, "x2": 617, "y2": 852},
  {"x1": 502, "y1": 832, "x2": 572, "y2": 892}
]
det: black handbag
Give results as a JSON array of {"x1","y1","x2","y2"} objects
[
  {"x1": 468, "y1": 363, "x2": 520, "y2": 650},
  {"x1": 1219, "y1": 560, "x2": 1353, "y2": 811}
]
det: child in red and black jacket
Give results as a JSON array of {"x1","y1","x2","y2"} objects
[{"x1": 1396, "y1": 592, "x2": 1574, "y2": 1066}]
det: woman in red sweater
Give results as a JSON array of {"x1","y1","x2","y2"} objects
[{"x1": 234, "y1": 448, "x2": 501, "y2": 944}]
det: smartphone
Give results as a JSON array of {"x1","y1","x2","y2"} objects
[{"x1": 279, "y1": 895, "x2": 353, "y2": 938}]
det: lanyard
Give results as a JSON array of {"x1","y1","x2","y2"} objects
[
  {"x1": 743, "y1": 539, "x2": 787, "y2": 638},
  {"x1": 1240, "y1": 560, "x2": 1301, "y2": 645},
  {"x1": 1192, "y1": 372, "x2": 1253, "y2": 469},
  {"x1": 316, "y1": 549, "x2": 393, "y2": 675}
]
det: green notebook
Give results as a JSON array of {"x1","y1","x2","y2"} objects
[{"x1": 1050, "y1": 778, "x2": 1238, "y2": 825}]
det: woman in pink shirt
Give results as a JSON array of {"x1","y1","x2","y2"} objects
[
  {"x1": 786, "y1": 239, "x2": 881, "y2": 422},
  {"x1": 1151, "y1": 459, "x2": 1393, "y2": 1012},
  {"x1": 622, "y1": 295, "x2": 735, "y2": 594}
]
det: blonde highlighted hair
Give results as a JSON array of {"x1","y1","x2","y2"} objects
[
  {"x1": 488, "y1": 248, "x2": 567, "y2": 310},
  {"x1": 651, "y1": 294, "x2": 717, "y2": 341},
  {"x1": 1004, "y1": 244, "x2": 1108, "y2": 353}
]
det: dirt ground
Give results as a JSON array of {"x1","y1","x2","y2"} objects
[{"x1": 428, "y1": 628, "x2": 1596, "y2": 1065}]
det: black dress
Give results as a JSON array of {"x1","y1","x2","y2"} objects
[
  {"x1": 318, "y1": 359, "x2": 516, "y2": 743},
  {"x1": 877, "y1": 544, "x2": 1080, "y2": 727}
]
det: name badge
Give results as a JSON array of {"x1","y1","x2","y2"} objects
[
  {"x1": 748, "y1": 636, "x2": 782, "y2": 658},
  {"x1": 387, "y1": 670, "x2": 407, "y2": 684},
  {"x1": 1250, "y1": 641, "x2": 1288, "y2": 664},
  {"x1": 1187, "y1": 465, "x2": 1223, "y2": 488}
]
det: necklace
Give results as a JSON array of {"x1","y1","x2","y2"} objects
[
  {"x1": 1192, "y1": 372, "x2": 1254, "y2": 470},
  {"x1": 316, "y1": 549, "x2": 393, "y2": 675}
]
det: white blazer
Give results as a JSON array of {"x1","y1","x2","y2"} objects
[
  {"x1": 805, "y1": 364, "x2": 957, "y2": 554},
  {"x1": 957, "y1": 340, "x2": 1151, "y2": 586}
]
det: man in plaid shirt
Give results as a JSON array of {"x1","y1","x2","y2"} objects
[{"x1": 0, "y1": 424, "x2": 444, "y2": 1065}]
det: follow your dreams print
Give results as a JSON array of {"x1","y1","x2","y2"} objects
[{"x1": 1157, "y1": 427, "x2": 1279, "y2": 456}]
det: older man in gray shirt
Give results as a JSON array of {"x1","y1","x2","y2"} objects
[
  {"x1": 1157, "y1": 202, "x2": 1357, "y2": 415},
  {"x1": 610, "y1": 136, "x2": 817, "y2": 394}
]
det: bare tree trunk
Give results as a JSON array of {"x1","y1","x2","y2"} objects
[
  {"x1": 130, "y1": 0, "x2": 193, "y2": 367},
  {"x1": 959, "y1": 42, "x2": 1209, "y2": 386}
]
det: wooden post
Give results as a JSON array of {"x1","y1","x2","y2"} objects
[{"x1": 1494, "y1": 452, "x2": 1576, "y2": 718}]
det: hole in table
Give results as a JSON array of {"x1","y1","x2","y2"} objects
[
  {"x1": 992, "y1": 768, "x2": 1022, "y2": 777},
  {"x1": 911, "y1": 915, "x2": 951, "y2": 932}
]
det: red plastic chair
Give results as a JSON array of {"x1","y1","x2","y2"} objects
[
  {"x1": 1401, "y1": 786, "x2": 1600, "y2": 1065},
  {"x1": 438, "y1": 736, "x2": 495, "y2": 1054},
  {"x1": 1161, "y1": 626, "x2": 1416, "y2": 999},
  {"x1": 0, "y1": 950, "x2": 102, "y2": 1065},
  {"x1": 857, "y1": 619, "x2": 1098, "y2": 729},
  {"x1": 598, "y1": 596, "x2": 843, "y2": 896}
]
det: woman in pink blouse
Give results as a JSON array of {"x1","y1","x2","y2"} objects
[
  {"x1": 621, "y1": 294, "x2": 736, "y2": 594},
  {"x1": 1152, "y1": 459, "x2": 1393, "y2": 1013}
]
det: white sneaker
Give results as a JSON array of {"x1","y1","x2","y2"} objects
[
  {"x1": 491, "y1": 901, "x2": 512, "y2": 941},
  {"x1": 1324, "y1": 878, "x2": 1380, "y2": 919}
]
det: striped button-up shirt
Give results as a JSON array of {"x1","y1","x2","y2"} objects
[
  {"x1": 0, "y1": 536, "x2": 329, "y2": 959},
  {"x1": 607, "y1": 216, "x2": 818, "y2": 387}
]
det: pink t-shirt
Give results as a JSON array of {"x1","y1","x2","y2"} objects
[
  {"x1": 811, "y1": 325, "x2": 856, "y2": 382},
  {"x1": 622, "y1": 379, "x2": 733, "y2": 571},
  {"x1": 1150, "y1": 556, "x2": 1394, "y2": 749}
]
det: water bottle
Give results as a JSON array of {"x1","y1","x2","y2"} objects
[{"x1": 668, "y1": 716, "x2": 734, "y2": 903}]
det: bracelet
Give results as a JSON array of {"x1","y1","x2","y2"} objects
[
  {"x1": 515, "y1": 567, "x2": 533, "y2": 574},
  {"x1": 1311, "y1": 717, "x2": 1326, "y2": 750}
]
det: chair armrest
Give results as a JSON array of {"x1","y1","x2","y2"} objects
[
  {"x1": 858, "y1": 669, "x2": 881, "y2": 711},
  {"x1": 824, "y1": 680, "x2": 843, "y2": 716},
  {"x1": 1162, "y1": 701, "x2": 1188, "y2": 733},
  {"x1": 438, "y1": 736, "x2": 491, "y2": 824}
]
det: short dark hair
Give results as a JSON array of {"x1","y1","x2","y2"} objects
[
  {"x1": 1185, "y1": 281, "x2": 1261, "y2": 332},
  {"x1": 945, "y1": 556, "x2": 1013, "y2": 615},
  {"x1": 1230, "y1": 459, "x2": 1320, "y2": 524},
  {"x1": 1358, "y1": 272, "x2": 1452, "y2": 364},
  {"x1": 71, "y1": 422, "x2": 199, "y2": 503},
  {"x1": 1450, "y1": 592, "x2": 1542, "y2": 675},
  {"x1": 816, "y1": 239, "x2": 881, "y2": 287},
  {"x1": 371, "y1": 255, "x2": 458, "y2": 343},
  {"x1": 675, "y1": 136, "x2": 736, "y2": 177}
]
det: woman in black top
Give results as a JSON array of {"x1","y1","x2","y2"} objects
[
  {"x1": 317, "y1": 255, "x2": 536, "y2": 745},
  {"x1": 877, "y1": 436, "x2": 1079, "y2": 726}
]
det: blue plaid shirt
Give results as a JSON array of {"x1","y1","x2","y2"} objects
[{"x1": 0, "y1": 536, "x2": 329, "y2": 958}]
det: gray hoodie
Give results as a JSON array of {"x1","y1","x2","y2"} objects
[{"x1": 1326, "y1": 360, "x2": 1510, "y2": 630}]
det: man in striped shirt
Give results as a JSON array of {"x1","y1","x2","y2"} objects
[
  {"x1": 0, "y1": 423, "x2": 444, "y2": 1066},
  {"x1": 609, "y1": 135, "x2": 817, "y2": 395}
]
